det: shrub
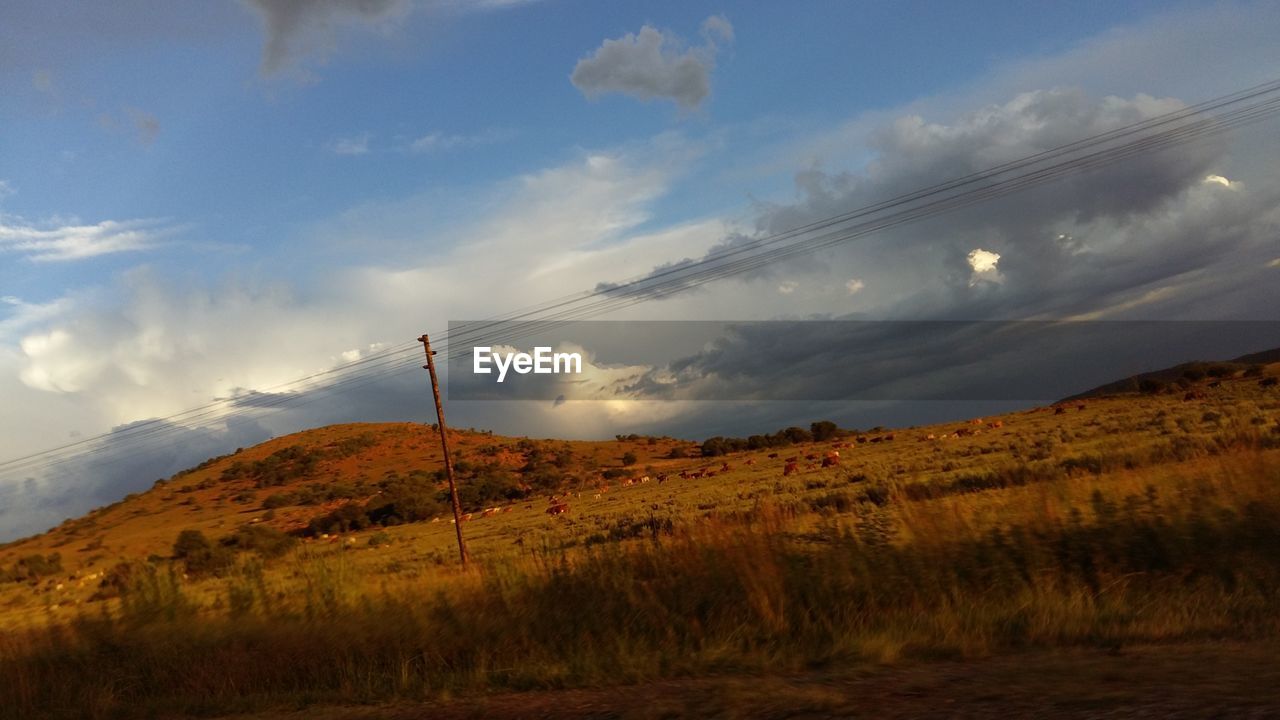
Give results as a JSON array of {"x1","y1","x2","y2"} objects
[
  {"x1": 223, "y1": 525, "x2": 296, "y2": 559},
  {"x1": 172, "y1": 529, "x2": 234, "y2": 577},
  {"x1": 810, "y1": 420, "x2": 840, "y2": 442}
]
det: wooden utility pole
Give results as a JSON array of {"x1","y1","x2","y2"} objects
[{"x1": 419, "y1": 333, "x2": 468, "y2": 567}]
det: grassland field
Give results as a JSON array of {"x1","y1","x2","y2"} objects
[{"x1": 1, "y1": 363, "x2": 1279, "y2": 718}]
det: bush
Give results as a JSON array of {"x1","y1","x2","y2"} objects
[
  {"x1": 172, "y1": 529, "x2": 234, "y2": 577},
  {"x1": 1138, "y1": 378, "x2": 1166, "y2": 394},
  {"x1": 172, "y1": 529, "x2": 211, "y2": 559},
  {"x1": 810, "y1": 420, "x2": 840, "y2": 442},
  {"x1": 621, "y1": 451, "x2": 638, "y2": 466},
  {"x1": 223, "y1": 525, "x2": 296, "y2": 559},
  {"x1": 262, "y1": 493, "x2": 292, "y2": 510},
  {"x1": 1, "y1": 553, "x2": 63, "y2": 584}
]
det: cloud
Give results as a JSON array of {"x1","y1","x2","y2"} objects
[
  {"x1": 966, "y1": 248, "x2": 1001, "y2": 286},
  {"x1": 245, "y1": 0, "x2": 411, "y2": 78},
  {"x1": 845, "y1": 278, "x2": 865, "y2": 295},
  {"x1": 125, "y1": 106, "x2": 161, "y2": 145},
  {"x1": 571, "y1": 16, "x2": 733, "y2": 110},
  {"x1": 0, "y1": 134, "x2": 715, "y2": 461},
  {"x1": 611, "y1": 87, "x2": 1264, "y2": 316},
  {"x1": 407, "y1": 127, "x2": 514, "y2": 154},
  {"x1": 31, "y1": 69, "x2": 54, "y2": 94},
  {"x1": 326, "y1": 132, "x2": 371, "y2": 155},
  {"x1": 0, "y1": 180, "x2": 13, "y2": 201},
  {"x1": 0, "y1": 216, "x2": 174, "y2": 262}
]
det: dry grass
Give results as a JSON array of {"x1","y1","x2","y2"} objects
[{"x1": 1, "y1": 371, "x2": 1279, "y2": 718}]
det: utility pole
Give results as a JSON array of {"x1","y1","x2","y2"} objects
[{"x1": 419, "y1": 333, "x2": 468, "y2": 567}]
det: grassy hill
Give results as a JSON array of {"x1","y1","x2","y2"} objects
[
  {"x1": 1, "y1": 360, "x2": 1279, "y2": 719},
  {"x1": 1062, "y1": 345, "x2": 1279, "y2": 401}
]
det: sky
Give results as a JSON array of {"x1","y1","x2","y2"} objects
[{"x1": 2, "y1": 0, "x2": 1279, "y2": 540}]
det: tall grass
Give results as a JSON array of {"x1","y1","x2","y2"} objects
[{"x1": 3, "y1": 452, "x2": 1280, "y2": 719}]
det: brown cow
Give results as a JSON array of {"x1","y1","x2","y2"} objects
[
  {"x1": 768, "y1": 452, "x2": 779, "y2": 459},
  {"x1": 783, "y1": 461, "x2": 799, "y2": 476},
  {"x1": 546, "y1": 503, "x2": 569, "y2": 516},
  {"x1": 721, "y1": 462, "x2": 732, "y2": 472},
  {"x1": 988, "y1": 420, "x2": 1003, "y2": 429}
]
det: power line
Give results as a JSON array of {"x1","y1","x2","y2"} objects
[{"x1": 3, "y1": 78, "x2": 1278, "y2": 480}]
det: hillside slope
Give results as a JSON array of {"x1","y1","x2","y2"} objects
[{"x1": 1062, "y1": 345, "x2": 1279, "y2": 401}]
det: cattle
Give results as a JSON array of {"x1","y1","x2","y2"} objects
[
  {"x1": 481, "y1": 507, "x2": 499, "y2": 518},
  {"x1": 805, "y1": 453, "x2": 818, "y2": 461},
  {"x1": 546, "y1": 503, "x2": 569, "y2": 516},
  {"x1": 744, "y1": 459, "x2": 756, "y2": 466},
  {"x1": 768, "y1": 452, "x2": 779, "y2": 459},
  {"x1": 925, "y1": 433, "x2": 937, "y2": 441},
  {"x1": 884, "y1": 434, "x2": 895, "y2": 441},
  {"x1": 657, "y1": 473, "x2": 669, "y2": 483},
  {"x1": 856, "y1": 436, "x2": 868, "y2": 444},
  {"x1": 988, "y1": 420, "x2": 1003, "y2": 429},
  {"x1": 721, "y1": 462, "x2": 731, "y2": 472},
  {"x1": 870, "y1": 436, "x2": 883, "y2": 444},
  {"x1": 821, "y1": 452, "x2": 840, "y2": 468},
  {"x1": 783, "y1": 461, "x2": 799, "y2": 476},
  {"x1": 971, "y1": 418, "x2": 984, "y2": 425},
  {"x1": 1184, "y1": 390, "x2": 1207, "y2": 401},
  {"x1": 1055, "y1": 406, "x2": 1066, "y2": 415},
  {"x1": 679, "y1": 470, "x2": 690, "y2": 479},
  {"x1": 1077, "y1": 404, "x2": 1087, "y2": 411},
  {"x1": 785, "y1": 456, "x2": 799, "y2": 463}
]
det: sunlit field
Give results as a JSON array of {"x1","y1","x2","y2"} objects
[{"x1": 1, "y1": 367, "x2": 1279, "y2": 719}]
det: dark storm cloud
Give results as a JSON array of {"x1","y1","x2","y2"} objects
[{"x1": 608, "y1": 88, "x2": 1280, "y2": 323}]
